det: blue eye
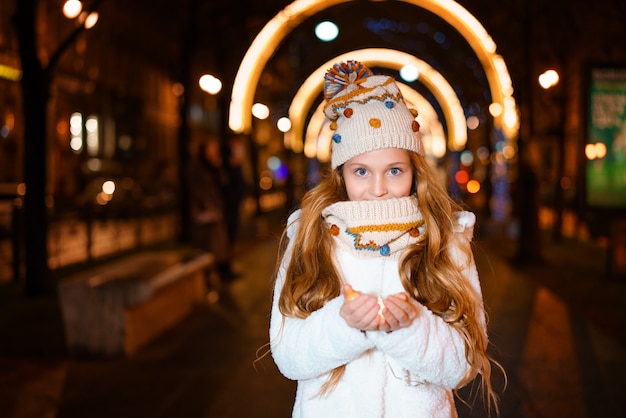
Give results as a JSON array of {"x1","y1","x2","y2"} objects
[
  {"x1": 389, "y1": 167, "x2": 401, "y2": 175},
  {"x1": 355, "y1": 168, "x2": 367, "y2": 176}
]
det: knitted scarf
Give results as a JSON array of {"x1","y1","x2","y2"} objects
[{"x1": 322, "y1": 196, "x2": 426, "y2": 258}]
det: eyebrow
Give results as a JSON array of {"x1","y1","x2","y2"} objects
[{"x1": 345, "y1": 160, "x2": 410, "y2": 168}]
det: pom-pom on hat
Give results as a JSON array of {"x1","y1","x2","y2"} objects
[{"x1": 323, "y1": 60, "x2": 424, "y2": 168}]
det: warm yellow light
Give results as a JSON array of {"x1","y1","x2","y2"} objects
[
  {"x1": 277, "y1": 117, "x2": 291, "y2": 132},
  {"x1": 96, "y1": 192, "x2": 110, "y2": 205},
  {"x1": 586, "y1": 142, "x2": 607, "y2": 160},
  {"x1": 316, "y1": 123, "x2": 333, "y2": 161},
  {"x1": 199, "y1": 74, "x2": 222, "y2": 95},
  {"x1": 85, "y1": 117, "x2": 98, "y2": 133},
  {"x1": 102, "y1": 180, "x2": 115, "y2": 195},
  {"x1": 431, "y1": 136, "x2": 447, "y2": 159},
  {"x1": 502, "y1": 96, "x2": 519, "y2": 136},
  {"x1": 229, "y1": 0, "x2": 518, "y2": 144},
  {"x1": 467, "y1": 179, "x2": 481, "y2": 193},
  {"x1": 229, "y1": 0, "x2": 339, "y2": 132},
  {"x1": 70, "y1": 137, "x2": 82, "y2": 152},
  {"x1": 0, "y1": 64, "x2": 22, "y2": 81},
  {"x1": 85, "y1": 115, "x2": 99, "y2": 156},
  {"x1": 63, "y1": 0, "x2": 82, "y2": 19},
  {"x1": 538, "y1": 69, "x2": 560, "y2": 89},
  {"x1": 377, "y1": 297, "x2": 385, "y2": 320},
  {"x1": 585, "y1": 144, "x2": 597, "y2": 160},
  {"x1": 489, "y1": 102, "x2": 502, "y2": 117},
  {"x1": 303, "y1": 102, "x2": 328, "y2": 158},
  {"x1": 252, "y1": 103, "x2": 270, "y2": 120},
  {"x1": 69, "y1": 113, "x2": 82, "y2": 135},
  {"x1": 84, "y1": 12, "x2": 98, "y2": 29}
]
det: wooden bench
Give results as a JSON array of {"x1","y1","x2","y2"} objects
[{"x1": 57, "y1": 249, "x2": 214, "y2": 357}]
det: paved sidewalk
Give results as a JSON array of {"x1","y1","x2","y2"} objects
[
  {"x1": 469, "y1": 226, "x2": 626, "y2": 417},
  {"x1": 1, "y1": 213, "x2": 625, "y2": 418}
]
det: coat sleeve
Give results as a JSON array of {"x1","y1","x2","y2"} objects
[
  {"x1": 366, "y1": 211, "x2": 486, "y2": 389},
  {"x1": 269, "y1": 210, "x2": 375, "y2": 381}
]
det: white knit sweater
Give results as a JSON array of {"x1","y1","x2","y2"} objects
[{"x1": 270, "y1": 197, "x2": 485, "y2": 418}]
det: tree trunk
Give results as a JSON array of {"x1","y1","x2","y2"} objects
[{"x1": 13, "y1": 0, "x2": 52, "y2": 295}]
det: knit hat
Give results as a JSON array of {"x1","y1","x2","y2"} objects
[{"x1": 323, "y1": 60, "x2": 424, "y2": 169}]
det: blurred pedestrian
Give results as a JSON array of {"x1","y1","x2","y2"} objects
[
  {"x1": 269, "y1": 61, "x2": 502, "y2": 417},
  {"x1": 188, "y1": 139, "x2": 236, "y2": 282},
  {"x1": 223, "y1": 135, "x2": 251, "y2": 245}
]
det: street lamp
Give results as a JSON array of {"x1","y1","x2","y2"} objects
[
  {"x1": 538, "y1": 69, "x2": 559, "y2": 90},
  {"x1": 63, "y1": 0, "x2": 99, "y2": 29},
  {"x1": 199, "y1": 74, "x2": 222, "y2": 95},
  {"x1": 539, "y1": 68, "x2": 566, "y2": 241},
  {"x1": 63, "y1": 0, "x2": 82, "y2": 19},
  {"x1": 80, "y1": 12, "x2": 99, "y2": 29}
]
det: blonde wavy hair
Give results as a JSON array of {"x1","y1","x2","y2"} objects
[{"x1": 276, "y1": 152, "x2": 502, "y2": 416}]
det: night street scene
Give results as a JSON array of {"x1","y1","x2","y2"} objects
[{"x1": 1, "y1": 1, "x2": 625, "y2": 417}]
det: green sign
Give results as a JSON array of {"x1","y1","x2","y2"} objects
[{"x1": 586, "y1": 67, "x2": 626, "y2": 208}]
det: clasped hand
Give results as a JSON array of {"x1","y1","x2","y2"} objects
[{"x1": 339, "y1": 284, "x2": 417, "y2": 333}]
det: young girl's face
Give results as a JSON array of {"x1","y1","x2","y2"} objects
[{"x1": 342, "y1": 148, "x2": 413, "y2": 201}]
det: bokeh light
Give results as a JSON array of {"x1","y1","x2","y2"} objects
[
  {"x1": 63, "y1": 0, "x2": 82, "y2": 19},
  {"x1": 252, "y1": 103, "x2": 269, "y2": 120},
  {"x1": 315, "y1": 21, "x2": 339, "y2": 42},
  {"x1": 399, "y1": 64, "x2": 419, "y2": 82},
  {"x1": 277, "y1": 117, "x2": 291, "y2": 132},
  {"x1": 199, "y1": 74, "x2": 222, "y2": 95},
  {"x1": 538, "y1": 69, "x2": 560, "y2": 89},
  {"x1": 466, "y1": 179, "x2": 481, "y2": 193}
]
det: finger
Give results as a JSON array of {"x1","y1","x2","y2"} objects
[
  {"x1": 376, "y1": 317, "x2": 391, "y2": 332},
  {"x1": 342, "y1": 284, "x2": 361, "y2": 301},
  {"x1": 384, "y1": 294, "x2": 414, "y2": 313},
  {"x1": 351, "y1": 307, "x2": 382, "y2": 331},
  {"x1": 362, "y1": 309, "x2": 384, "y2": 331},
  {"x1": 383, "y1": 297, "x2": 416, "y2": 327},
  {"x1": 340, "y1": 297, "x2": 380, "y2": 329},
  {"x1": 394, "y1": 292, "x2": 409, "y2": 301}
]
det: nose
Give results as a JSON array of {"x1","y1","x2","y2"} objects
[{"x1": 371, "y1": 175, "x2": 388, "y2": 198}]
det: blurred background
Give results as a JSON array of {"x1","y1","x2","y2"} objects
[
  {"x1": 1, "y1": 0, "x2": 625, "y2": 291},
  {"x1": 1, "y1": 1, "x2": 626, "y2": 417}
]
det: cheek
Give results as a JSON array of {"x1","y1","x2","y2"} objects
[
  {"x1": 344, "y1": 177, "x2": 365, "y2": 200},
  {"x1": 396, "y1": 177, "x2": 413, "y2": 196},
  {"x1": 343, "y1": 177, "x2": 356, "y2": 199}
]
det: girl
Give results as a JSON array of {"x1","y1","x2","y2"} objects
[{"x1": 270, "y1": 61, "x2": 500, "y2": 417}]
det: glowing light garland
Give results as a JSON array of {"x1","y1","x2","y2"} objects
[{"x1": 229, "y1": 0, "x2": 518, "y2": 141}]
